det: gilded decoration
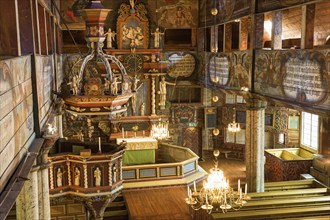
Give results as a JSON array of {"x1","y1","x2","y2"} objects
[
  {"x1": 116, "y1": 3, "x2": 149, "y2": 49},
  {"x1": 116, "y1": 137, "x2": 158, "y2": 150}
]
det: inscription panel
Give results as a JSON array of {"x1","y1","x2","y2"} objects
[
  {"x1": 167, "y1": 53, "x2": 196, "y2": 78},
  {"x1": 209, "y1": 55, "x2": 230, "y2": 85},
  {"x1": 254, "y1": 50, "x2": 330, "y2": 111},
  {"x1": 283, "y1": 57, "x2": 325, "y2": 103}
]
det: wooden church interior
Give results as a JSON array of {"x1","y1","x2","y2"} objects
[{"x1": 0, "y1": 0, "x2": 329, "y2": 219}]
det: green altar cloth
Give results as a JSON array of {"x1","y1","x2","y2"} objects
[{"x1": 123, "y1": 149, "x2": 155, "y2": 165}]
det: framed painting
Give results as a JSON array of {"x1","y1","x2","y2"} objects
[
  {"x1": 265, "y1": 113, "x2": 274, "y2": 126},
  {"x1": 288, "y1": 116, "x2": 299, "y2": 130},
  {"x1": 236, "y1": 111, "x2": 246, "y2": 124},
  {"x1": 116, "y1": 3, "x2": 149, "y2": 49},
  {"x1": 205, "y1": 107, "x2": 217, "y2": 129}
]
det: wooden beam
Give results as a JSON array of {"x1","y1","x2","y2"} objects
[
  {"x1": 301, "y1": 4, "x2": 315, "y2": 49},
  {"x1": 253, "y1": 14, "x2": 265, "y2": 49},
  {"x1": 211, "y1": 25, "x2": 218, "y2": 52},
  {"x1": 239, "y1": 17, "x2": 250, "y2": 51},
  {"x1": 271, "y1": 11, "x2": 282, "y2": 50},
  {"x1": 224, "y1": 23, "x2": 232, "y2": 52}
]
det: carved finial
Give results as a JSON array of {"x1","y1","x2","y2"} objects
[{"x1": 130, "y1": 0, "x2": 136, "y2": 13}]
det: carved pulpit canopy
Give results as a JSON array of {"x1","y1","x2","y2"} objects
[{"x1": 116, "y1": 2, "x2": 149, "y2": 49}]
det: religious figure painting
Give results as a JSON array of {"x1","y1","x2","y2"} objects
[
  {"x1": 117, "y1": 2, "x2": 149, "y2": 49},
  {"x1": 121, "y1": 20, "x2": 145, "y2": 49},
  {"x1": 156, "y1": 0, "x2": 198, "y2": 29},
  {"x1": 60, "y1": 0, "x2": 89, "y2": 29}
]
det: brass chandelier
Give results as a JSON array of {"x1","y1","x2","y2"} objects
[
  {"x1": 185, "y1": 150, "x2": 249, "y2": 214},
  {"x1": 227, "y1": 108, "x2": 241, "y2": 132}
]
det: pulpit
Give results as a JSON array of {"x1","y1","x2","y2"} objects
[{"x1": 116, "y1": 137, "x2": 158, "y2": 165}]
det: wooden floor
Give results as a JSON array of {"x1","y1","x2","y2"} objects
[{"x1": 123, "y1": 152, "x2": 246, "y2": 220}]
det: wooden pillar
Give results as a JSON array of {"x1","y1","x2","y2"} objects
[
  {"x1": 245, "y1": 98, "x2": 267, "y2": 193},
  {"x1": 320, "y1": 116, "x2": 330, "y2": 156},
  {"x1": 301, "y1": 4, "x2": 315, "y2": 49},
  {"x1": 191, "y1": 28, "x2": 197, "y2": 48},
  {"x1": 224, "y1": 23, "x2": 232, "y2": 52},
  {"x1": 151, "y1": 76, "x2": 156, "y2": 115},
  {"x1": 239, "y1": 17, "x2": 250, "y2": 51},
  {"x1": 253, "y1": 14, "x2": 265, "y2": 49},
  {"x1": 211, "y1": 26, "x2": 218, "y2": 52},
  {"x1": 197, "y1": 28, "x2": 205, "y2": 51},
  {"x1": 16, "y1": 167, "x2": 39, "y2": 220},
  {"x1": 271, "y1": 11, "x2": 282, "y2": 50}
]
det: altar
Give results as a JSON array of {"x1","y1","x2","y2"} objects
[{"x1": 116, "y1": 137, "x2": 158, "y2": 165}]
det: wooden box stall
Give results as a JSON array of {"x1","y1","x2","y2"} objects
[
  {"x1": 310, "y1": 155, "x2": 330, "y2": 186},
  {"x1": 265, "y1": 148, "x2": 314, "y2": 182}
]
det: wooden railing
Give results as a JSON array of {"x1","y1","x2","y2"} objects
[{"x1": 122, "y1": 143, "x2": 199, "y2": 182}]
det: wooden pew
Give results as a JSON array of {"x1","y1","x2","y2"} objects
[
  {"x1": 207, "y1": 180, "x2": 330, "y2": 220},
  {"x1": 211, "y1": 206, "x2": 330, "y2": 219},
  {"x1": 264, "y1": 179, "x2": 316, "y2": 191}
]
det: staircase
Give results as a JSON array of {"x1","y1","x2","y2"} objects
[{"x1": 103, "y1": 193, "x2": 129, "y2": 220}]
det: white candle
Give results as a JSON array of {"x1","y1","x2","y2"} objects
[
  {"x1": 238, "y1": 179, "x2": 240, "y2": 191},
  {"x1": 122, "y1": 128, "x2": 124, "y2": 139},
  {"x1": 143, "y1": 130, "x2": 145, "y2": 137},
  {"x1": 245, "y1": 183, "x2": 247, "y2": 195},
  {"x1": 193, "y1": 181, "x2": 197, "y2": 192},
  {"x1": 98, "y1": 137, "x2": 101, "y2": 152},
  {"x1": 187, "y1": 185, "x2": 190, "y2": 196}
]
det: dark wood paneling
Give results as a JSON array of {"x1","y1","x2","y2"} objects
[
  {"x1": 47, "y1": 14, "x2": 54, "y2": 54},
  {"x1": 56, "y1": 25, "x2": 63, "y2": 54},
  {"x1": 18, "y1": 0, "x2": 34, "y2": 55},
  {"x1": 38, "y1": 3, "x2": 47, "y2": 55},
  {"x1": 32, "y1": 0, "x2": 39, "y2": 54},
  {"x1": 183, "y1": 127, "x2": 202, "y2": 158},
  {"x1": 0, "y1": 1, "x2": 18, "y2": 56}
]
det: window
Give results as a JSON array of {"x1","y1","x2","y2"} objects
[
  {"x1": 301, "y1": 112, "x2": 319, "y2": 150},
  {"x1": 226, "y1": 94, "x2": 246, "y2": 104},
  {"x1": 225, "y1": 129, "x2": 245, "y2": 144}
]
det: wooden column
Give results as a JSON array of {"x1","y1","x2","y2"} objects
[
  {"x1": 197, "y1": 28, "x2": 205, "y2": 51},
  {"x1": 211, "y1": 26, "x2": 218, "y2": 52},
  {"x1": 245, "y1": 98, "x2": 267, "y2": 193},
  {"x1": 320, "y1": 116, "x2": 330, "y2": 156},
  {"x1": 151, "y1": 76, "x2": 156, "y2": 115},
  {"x1": 301, "y1": 4, "x2": 315, "y2": 49},
  {"x1": 271, "y1": 11, "x2": 282, "y2": 50},
  {"x1": 253, "y1": 14, "x2": 265, "y2": 49},
  {"x1": 239, "y1": 17, "x2": 250, "y2": 51},
  {"x1": 224, "y1": 23, "x2": 232, "y2": 52},
  {"x1": 17, "y1": 167, "x2": 39, "y2": 219}
]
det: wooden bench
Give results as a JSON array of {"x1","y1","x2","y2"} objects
[
  {"x1": 212, "y1": 205, "x2": 330, "y2": 219},
  {"x1": 207, "y1": 180, "x2": 330, "y2": 220},
  {"x1": 264, "y1": 179, "x2": 317, "y2": 191}
]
